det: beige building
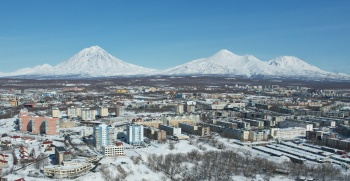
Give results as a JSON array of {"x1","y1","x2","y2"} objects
[
  {"x1": 52, "y1": 107, "x2": 60, "y2": 118},
  {"x1": 144, "y1": 127, "x2": 166, "y2": 141},
  {"x1": 176, "y1": 104, "x2": 184, "y2": 114},
  {"x1": 162, "y1": 115, "x2": 200, "y2": 127},
  {"x1": 81, "y1": 108, "x2": 96, "y2": 121},
  {"x1": 97, "y1": 107, "x2": 109, "y2": 117}
]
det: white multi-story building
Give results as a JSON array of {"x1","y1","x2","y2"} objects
[
  {"x1": 81, "y1": 108, "x2": 96, "y2": 121},
  {"x1": 270, "y1": 127, "x2": 308, "y2": 139},
  {"x1": 126, "y1": 124, "x2": 144, "y2": 145},
  {"x1": 102, "y1": 142, "x2": 125, "y2": 157},
  {"x1": 44, "y1": 161, "x2": 93, "y2": 178},
  {"x1": 176, "y1": 104, "x2": 184, "y2": 114},
  {"x1": 93, "y1": 124, "x2": 114, "y2": 150},
  {"x1": 67, "y1": 106, "x2": 81, "y2": 118}
]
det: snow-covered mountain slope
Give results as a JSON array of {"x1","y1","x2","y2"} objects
[
  {"x1": 53, "y1": 46, "x2": 156, "y2": 76},
  {"x1": 267, "y1": 56, "x2": 328, "y2": 76},
  {"x1": 0, "y1": 46, "x2": 156, "y2": 77},
  {"x1": 0, "y1": 64, "x2": 54, "y2": 77},
  {"x1": 163, "y1": 50, "x2": 349, "y2": 79},
  {"x1": 163, "y1": 49, "x2": 273, "y2": 76},
  {"x1": 0, "y1": 47, "x2": 348, "y2": 79}
]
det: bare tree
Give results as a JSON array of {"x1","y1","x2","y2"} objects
[{"x1": 169, "y1": 142, "x2": 175, "y2": 150}]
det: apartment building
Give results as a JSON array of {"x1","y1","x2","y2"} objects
[
  {"x1": 248, "y1": 131, "x2": 268, "y2": 142},
  {"x1": 52, "y1": 107, "x2": 60, "y2": 118},
  {"x1": 176, "y1": 104, "x2": 184, "y2": 114},
  {"x1": 270, "y1": 127, "x2": 308, "y2": 139},
  {"x1": 159, "y1": 124, "x2": 181, "y2": 136},
  {"x1": 18, "y1": 108, "x2": 59, "y2": 135},
  {"x1": 102, "y1": 142, "x2": 125, "y2": 157},
  {"x1": 44, "y1": 161, "x2": 93, "y2": 178},
  {"x1": 144, "y1": 127, "x2": 166, "y2": 141},
  {"x1": 161, "y1": 114, "x2": 200, "y2": 127},
  {"x1": 81, "y1": 108, "x2": 96, "y2": 121},
  {"x1": 222, "y1": 128, "x2": 250, "y2": 141},
  {"x1": 116, "y1": 105, "x2": 125, "y2": 117},
  {"x1": 67, "y1": 106, "x2": 81, "y2": 118},
  {"x1": 178, "y1": 122, "x2": 210, "y2": 136},
  {"x1": 126, "y1": 124, "x2": 144, "y2": 145},
  {"x1": 55, "y1": 146, "x2": 72, "y2": 165},
  {"x1": 186, "y1": 101, "x2": 196, "y2": 113},
  {"x1": 97, "y1": 107, "x2": 109, "y2": 117},
  {"x1": 93, "y1": 124, "x2": 114, "y2": 150}
]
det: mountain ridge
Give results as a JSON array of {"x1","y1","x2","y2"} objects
[{"x1": 0, "y1": 46, "x2": 348, "y2": 80}]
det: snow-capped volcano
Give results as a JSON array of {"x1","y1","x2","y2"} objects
[
  {"x1": 0, "y1": 46, "x2": 156, "y2": 77},
  {"x1": 163, "y1": 49, "x2": 273, "y2": 76},
  {"x1": 53, "y1": 46, "x2": 156, "y2": 76},
  {"x1": 0, "y1": 47, "x2": 348, "y2": 80},
  {"x1": 162, "y1": 50, "x2": 349, "y2": 79},
  {"x1": 268, "y1": 56, "x2": 326, "y2": 74}
]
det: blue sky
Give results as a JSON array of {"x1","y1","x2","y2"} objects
[{"x1": 0, "y1": 0, "x2": 349, "y2": 73}]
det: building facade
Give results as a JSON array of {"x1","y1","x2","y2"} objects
[
  {"x1": 18, "y1": 108, "x2": 59, "y2": 135},
  {"x1": 176, "y1": 104, "x2": 184, "y2": 114},
  {"x1": 67, "y1": 106, "x2": 81, "y2": 118},
  {"x1": 55, "y1": 146, "x2": 72, "y2": 165},
  {"x1": 44, "y1": 161, "x2": 93, "y2": 178},
  {"x1": 116, "y1": 105, "x2": 125, "y2": 117},
  {"x1": 102, "y1": 142, "x2": 125, "y2": 157},
  {"x1": 93, "y1": 124, "x2": 114, "y2": 150},
  {"x1": 144, "y1": 127, "x2": 166, "y2": 141},
  {"x1": 81, "y1": 108, "x2": 96, "y2": 121},
  {"x1": 97, "y1": 107, "x2": 109, "y2": 117},
  {"x1": 52, "y1": 107, "x2": 60, "y2": 118},
  {"x1": 159, "y1": 124, "x2": 181, "y2": 136},
  {"x1": 126, "y1": 124, "x2": 144, "y2": 145}
]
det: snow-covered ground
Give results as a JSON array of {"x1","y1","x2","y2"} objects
[{"x1": 1, "y1": 117, "x2": 349, "y2": 181}]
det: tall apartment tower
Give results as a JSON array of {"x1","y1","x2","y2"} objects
[
  {"x1": 93, "y1": 124, "x2": 114, "y2": 150},
  {"x1": 126, "y1": 124, "x2": 144, "y2": 146},
  {"x1": 176, "y1": 104, "x2": 184, "y2": 114},
  {"x1": 116, "y1": 105, "x2": 125, "y2": 117},
  {"x1": 52, "y1": 107, "x2": 60, "y2": 118}
]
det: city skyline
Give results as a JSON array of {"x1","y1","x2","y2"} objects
[{"x1": 1, "y1": 1, "x2": 349, "y2": 74}]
